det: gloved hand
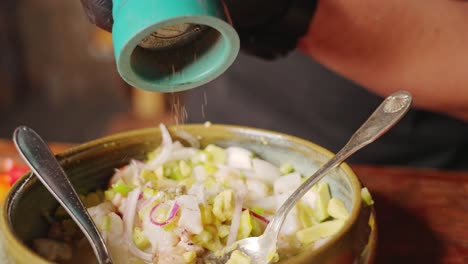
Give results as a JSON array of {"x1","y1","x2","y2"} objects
[{"x1": 79, "y1": 0, "x2": 317, "y2": 60}]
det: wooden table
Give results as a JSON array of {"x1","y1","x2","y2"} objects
[{"x1": 1, "y1": 139, "x2": 467, "y2": 264}]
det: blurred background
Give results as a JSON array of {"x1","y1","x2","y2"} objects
[
  {"x1": 2, "y1": 0, "x2": 467, "y2": 171},
  {"x1": 0, "y1": 0, "x2": 368, "y2": 145},
  {"x1": 0, "y1": 0, "x2": 176, "y2": 143}
]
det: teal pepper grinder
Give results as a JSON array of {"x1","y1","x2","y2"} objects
[{"x1": 112, "y1": 0, "x2": 240, "y2": 92}]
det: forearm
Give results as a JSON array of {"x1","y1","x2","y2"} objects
[{"x1": 298, "y1": 0, "x2": 468, "y2": 121}]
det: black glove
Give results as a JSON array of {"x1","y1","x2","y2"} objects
[
  {"x1": 80, "y1": 0, "x2": 113, "y2": 32},
  {"x1": 224, "y1": 0, "x2": 318, "y2": 59},
  {"x1": 79, "y1": 0, "x2": 317, "y2": 60}
]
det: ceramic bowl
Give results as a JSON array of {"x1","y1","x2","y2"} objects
[{"x1": 0, "y1": 124, "x2": 376, "y2": 263}]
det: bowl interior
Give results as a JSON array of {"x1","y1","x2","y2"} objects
[{"x1": 3, "y1": 124, "x2": 362, "y2": 263}]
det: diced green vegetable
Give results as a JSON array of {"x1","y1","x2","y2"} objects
[
  {"x1": 179, "y1": 160, "x2": 192, "y2": 177},
  {"x1": 297, "y1": 202, "x2": 316, "y2": 228},
  {"x1": 132, "y1": 227, "x2": 150, "y2": 250},
  {"x1": 161, "y1": 160, "x2": 192, "y2": 181},
  {"x1": 200, "y1": 205, "x2": 214, "y2": 225},
  {"x1": 296, "y1": 219, "x2": 345, "y2": 244},
  {"x1": 191, "y1": 150, "x2": 213, "y2": 165},
  {"x1": 194, "y1": 230, "x2": 212, "y2": 244},
  {"x1": 142, "y1": 188, "x2": 156, "y2": 199},
  {"x1": 155, "y1": 166, "x2": 164, "y2": 179},
  {"x1": 111, "y1": 180, "x2": 133, "y2": 196},
  {"x1": 217, "y1": 224, "x2": 231, "y2": 238},
  {"x1": 279, "y1": 163, "x2": 294, "y2": 174},
  {"x1": 237, "y1": 210, "x2": 252, "y2": 240},
  {"x1": 163, "y1": 220, "x2": 176, "y2": 232},
  {"x1": 314, "y1": 183, "x2": 331, "y2": 222},
  {"x1": 250, "y1": 216, "x2": 263, "y2": 237},
  {"x1": 104, "y1": 189, "x2": 116, "y2": 201},
  {"x1": 361, "y1": 187, "x2": 374, "y2": 206},
  {"x1": 183, "y1": 251, "x2": 196, "y2": 263},
  {"x1": 327, "y1": 198, "x2": 349, "y2": 220},
  {"x1": 193, "y1": 228, "x2": 223, "y2": 252},
  {"x1": 251, "y1": 206, "x2": 265, "y2": 216},
  {"x1": 212, "y1": 190, "x2": 235, "y2": 222},
  {"x1": 205, "y1": 144, "x2": 227, "y2": 164},
  {"x1": 203, "y1": 164, "x2": 218, "y2": 176},
  {"x1": 226, "y1": 250, "x2": 251, "y2": 264},
  {"x1": 140, "y1": 169, "x2": 157, "y2": 182}
]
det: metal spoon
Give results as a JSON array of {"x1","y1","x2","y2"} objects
[
  {"x1": 13, "y1": 126, "x2": 113, "y2": 264},
  {"x1": 205, "y1": 90, "x2": 412, "y2": 264}
]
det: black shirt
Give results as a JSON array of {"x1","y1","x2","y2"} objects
[{"x1": 184, "y1": 51, "x2": 468, "y2": 170}]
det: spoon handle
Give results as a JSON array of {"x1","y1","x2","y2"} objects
[
  {"x1": 13, "y1": 126, "x2": 113, "y2": 264},
  {"x1": 266, "y1": 90, "x2": 412, "y2": 237}
]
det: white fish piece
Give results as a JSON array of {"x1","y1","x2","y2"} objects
[
  {"x1": 301, "y1": 189, "x2": 318, "y2": 210},
  {"x1": 106, "y1": 212, "x2": 124, "y2": 242},
  {"x1": 246, "y1": 196, "x2": 277, "y2": 213},
  {"x1": 273, "y1": 172, "x2": 301, "y2": 196},
  {"x1": 276, "y1": 194, "x2": 301, "y2": 236},
  {"x1": 253, "y1": 158, "x2": 281, "y2": 184},
  {"x1": 176, "y1": 195, "x2": 203, "y2": 234},
  {"x1": 188, "y1": 183, "x2": 209, "y2": 205},
  {"x1": 245, "y1": 178, "x2": 270, "y2": 200},
  {"x1": 226, "y1": 147, "x2": 253, "y2": 170},
  {"x1": 192, "y1": 165, "x2": 208, "y2": 181},
  {"x1": 142, "y1": 217, "x2": 179, "y2": 253}
]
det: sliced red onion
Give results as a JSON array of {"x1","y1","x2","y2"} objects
[
  {"x1": 242, "y1": 208, "x2": 270, "y2": 224},
  {"x1": 149, "y1": 201, "x2": 180, "y2": 226}
]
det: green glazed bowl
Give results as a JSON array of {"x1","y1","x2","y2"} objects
[{"x1": 0, "y1": 124, "x2": 376, "y2": 263}]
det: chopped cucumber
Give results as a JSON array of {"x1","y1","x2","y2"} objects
[
  {"x1": 297, "y1": 202, "x2": 316, "y2": 228},
  {"x1": 226, "y1": 250, "x2": 251, "y2": 264},
  {"x1": 361, "y1": 187, "x2": 374, "y2": 206},
  {"x1": 314, "y1": 183, "x2": 331, "y2": 222},
  {"x1": 132, "y1": 227, "x2": 150, "y2": 250},
  {"x1": 327, "y1": 198, "x2": 349, "y2": 220},
  {"x1": 111, "y1": 180, "x2": 132, "y2": 196},
  {"x1": 279, "y1": 163, "x2": 294, "y2": 174},
  {"x1": 237, "y1": 210, "x2": 253, "y2": 240},
  {"x1": 217, "y1": 224, "x2": 231, "y2": 238},
  {"x1": 296, "y1": 219, "x2": 345, "y2": 244},
  {"x1": 205, "y1": 144, "x2": 227, "y2": 164},
  {"x1": 183, "y1": 251, "x2": 196, "y2": 263}
]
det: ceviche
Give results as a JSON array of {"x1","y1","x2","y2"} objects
[{"x1": 34, "y1": 125, "x2": 372, "y2": 264}]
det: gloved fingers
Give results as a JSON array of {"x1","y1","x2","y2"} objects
[{"x1": 80, "y1": 0, "x2": 113, "y2": 32}]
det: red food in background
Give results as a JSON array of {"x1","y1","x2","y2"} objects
[{"x1": 0, "y1": 158, "x2": 29, "y2": 201}]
